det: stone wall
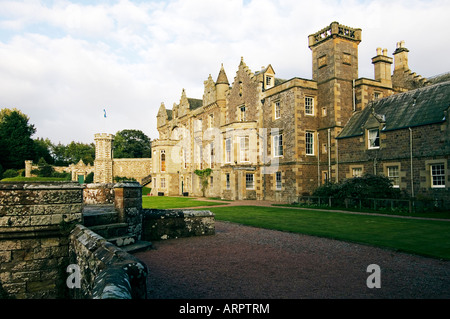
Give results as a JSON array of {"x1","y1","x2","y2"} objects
[
  {"x1": 83, "y1": 183, "x2": 115, "y2": 204},
  {"x1": 112, "y1": 158, "x2": 152, "y2": 184},
  {"x1": 0, "y1": 182, "x2": 83, "y2": 299},
  {"x1": 142, "y1": 209, "x2": 215, "y2": 241},
  {"x1": 68, "y1": 224, "x2": 148, "y2": 299}
]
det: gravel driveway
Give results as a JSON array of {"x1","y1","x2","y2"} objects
[{"x1": 134, "y1": 220, "x2": 450, "y2": 299}]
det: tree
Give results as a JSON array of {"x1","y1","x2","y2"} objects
[
  {"x1": 114, "y1": 129, "x2": 151, "y2": 158},
  {"x1": 0, "y1": 108, "x2": 36, "y2": 169},
  {"x1": 33, "y1": 137, "x2": 54, "y2": 165},
  {"x1": 194, "y1": 168, "x2": 212, "y2": 197}
]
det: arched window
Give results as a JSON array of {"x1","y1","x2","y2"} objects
[{"x1": 161, "y1": 150, "x2": 166, "y2": 172}]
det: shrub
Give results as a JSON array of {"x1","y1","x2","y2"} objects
[
  {"x1": 85, "y1": 172, "x2": 94, "y2": 183},
  {"x1": 312, "y1": 174, "x2": 402, "y2": 201},
  {"x1": 3, "y1": 169, "x2": 19, "y2": 179}
]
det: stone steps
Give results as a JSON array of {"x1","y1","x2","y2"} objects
[{"x1": 82, "y1": 204, "x2": 152, "y2": 254}]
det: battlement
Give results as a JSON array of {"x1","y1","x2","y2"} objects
[
  {"x1": 308, "y1": 21, "x2": 361, "y2": 48},
  {"x1": 94, "y1": 133, "x2": 115, "y2": 140}
]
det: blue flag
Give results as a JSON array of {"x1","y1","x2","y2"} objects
[{"x1": 103, "y1": 109, "x2": 107, "y2": 118}]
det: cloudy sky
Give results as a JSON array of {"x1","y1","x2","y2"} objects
[{"x1": 1, "y1": 0, "x2": 449, "y2": 145}]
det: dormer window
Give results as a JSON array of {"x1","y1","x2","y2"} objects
[
  {"x1": 368, "y1": 128, "x2": 380, "y2": 149},
  {"x1": 239, "y1": 106, "x2": 246, "y2": 121},
  {"x1": 265, "y1": 76, "x2": 272, "y2": 88}
]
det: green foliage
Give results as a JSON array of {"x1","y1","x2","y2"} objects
[
  {"x1": 37, "y1": 157, "x2": 54, "y2": 177},
  {"x1": 194, "y1": 168, "x2": 212, "y2": 197},
  {"x1": 2, "y1": 169, "x2": 19, "y2": 179},
  {"x1": 312, "y1": 174, "x2": 402, "y2": 201},
  {"x1": 85, "y1": 172, "x2": 94, "y2": 183},
  {"x1": 114, "y1": 176, "x2": 137, "y2": 182},
  {"x1": 0, "y1": 108, "x2": 36, "y2": 169},
  {"x1": 114, "y1": 129, "x2": 151, "y2": 158}
]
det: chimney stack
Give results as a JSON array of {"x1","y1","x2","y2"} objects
[{"x1": 372, "y1": 47, "x2": 393, "y2": 87}]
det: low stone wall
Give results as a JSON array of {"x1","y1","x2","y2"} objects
[
  {"x1": 68, "y1": 224, "x2": 148, "y2": 299},
  {"x1": 83, "y1": 183, "x2": 115, "y2": 205},
  {"x1": 0, "y1": 182, "x2": 83, "y2": 299},
  {"x1": 142, "y1": 209, "x2": 215, "y2": 241}
]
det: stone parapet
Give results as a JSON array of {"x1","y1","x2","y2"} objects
[
  {"x1": 0, "y1": 181, "x2": 83, "y2": 299},
  {"x1": 114, "y1": 182, "x2": 143, "y2": 240},
  {"x1": 142, "y1": 209, "x2": 215, "y2": 241},
  {"x1": 68, "y1": 224, "x2": 148, "y2": 299},
  {"x1": 83, "y1": 183, "x2": 115, "y2": 205}
]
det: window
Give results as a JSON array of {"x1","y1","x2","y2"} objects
[
  {"x1": 226, "y1": 173, "x2": 230, "y2": 189},
  {"x1": 374, "y1": 92, "x2": 381, "y2": 100},
  {"x1": 246, "y1": 174, "x2": 254, "y2": 189},
  {"x1": 195, "y1": 119, "x2": 202, "y2": 131},
  {"x1": 352, "y1": 167, "x2": 363, "y2": 177},
  {"x1": 240, "y1": 136, "x2": 249, "y2": 162},
  {"x1": 209, "y1": 114, "x2": 214, "y2": 128},
  {"x1": 225, "y1": 138, "x2": 232, "y2": 163},
  {"x1": 431, "y1": 163, "x2": 445, "y2": 188},
  {"x1": 387, "y1": 166, "x2": 400, "y2": 187},
  {"x1": 273, "y1": 134, "x2": 283, "y2": 157},
  {"x1": 239, "y1": 106, "x2": 246, "y2": 121},
  {"x1": 322, "y1": 107, "x2": 327, "y2": 117},
  {"x1": 210, "y1": 142, "x2": 214, "y2": 168},
  {"x1": 160, "y1": 150, "x2": 166, "y2": 172},
  {"x1": 305, "y1": 97, "x2": 314, "y2": 115},
  {"x1": 276, "y1": 172, "x2": 282, "y2": 190},
  {"x1": 368, "y1": 128, "x2": 380, "y2": 149},
  {"x1": 210, "y1": 176, "x2": 214, "y2": 187},
  {"x1": 266, "y1": 76, "x2": 272, "y2": 87},
  {"x1": 274, "y1": 101, "x2": 281, "y2": 119},
  {"x1": 161, "y1": 178, "x2": 166, "y2": 188},
  {"x1": 183, "y1": 148, "x2": 187, "y2": 169},
  {"x1": 305, "y1": 131, "x2": 314, "y2": 155}
]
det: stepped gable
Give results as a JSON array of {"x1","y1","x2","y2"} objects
[{"x1": 338, "y1": 80, "x2": 450, "y2": 139}]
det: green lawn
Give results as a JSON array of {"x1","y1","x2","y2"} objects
[
  {"x1": 142, "y1": 196, "x2": 226, "y2": 209},
  {"x1": 207, "y1": 206, "x2": 450, "y2": 260},
  {"x1": 1, "y1": 176, "x2": 71, "y2": 182}
]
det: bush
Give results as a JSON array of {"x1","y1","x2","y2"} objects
[
  {"x1": 3, "y1": 169, "x2": 19, "y2": 179},
  {"x1": 114, "y1": 176, "x2": 137, "y2": 182},
  {"x1": 312, "y1": 174, "x2": 402, "y2": 201},
  {"x1": 85, "y1": 172, "x2": 94, "y2": 183}
]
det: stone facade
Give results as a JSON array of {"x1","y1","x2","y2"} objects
[
  {"x1": 25, "y1": 159, "x2": 94, "y2": 183},
  {"x1": 93, "y1": 133, "x2": 152, "y2": 185},
  {"x1": 150, "y1": 21, "x2": 449, "y2": 203},
  {"x1": 0, "y1": 182, "x2": 83, "y2": 299}
]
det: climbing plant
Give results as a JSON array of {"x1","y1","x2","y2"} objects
[{"x1": 194, "y1": 168, "x2": 212, "y2": 197}]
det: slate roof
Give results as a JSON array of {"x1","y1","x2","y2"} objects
[
  {"x1": 337, "y1": 80, "x2": 450, "y2": 139},
  {"x1": 188, "y1": 98, "x2": 203, "y2": 110}
]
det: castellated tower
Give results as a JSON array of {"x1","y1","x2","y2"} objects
[
  {"x1": 308, "y1": 21, "x2": 361, "y2": 129},
  {"x1": 94, "y1": 133, "x2": 114, "y2": 183}
]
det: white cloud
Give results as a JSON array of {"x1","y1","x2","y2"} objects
[{"x1": 0, "y1": 0, "x2": 449, "y2": 145}]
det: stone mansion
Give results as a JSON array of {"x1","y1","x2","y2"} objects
[{"x1": 98, "y1": 21, "x2": 450, "y2": 203}]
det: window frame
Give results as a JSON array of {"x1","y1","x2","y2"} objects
[
  {"x1": 368, "y1": 128, "x2": 380, "y2": 149},
  {"x1": 245, "y1": 173, "x2": 254, "y2": 190},
  {"x1": 430, "y1": 163, "x2": 445, "y2": 188},
  {"x1": 387, "y1": 165, "x2": 400, "y2": 188},
  {"x1": 160, "y1": 150, "x2": 166, "y2": 172},
  {"x1": 274, "y1": 101, "x2": 281, "y2": 119},
  {"x1": 275, "y1": 171, "x2": 282, "y2": 190},
  {"x1": 273, "y1": 133, "x2": 283, "y2": 157},
  {"x1": 225, "y1": 138, "x2": 232, "y2": 163},
  {"x1": 305, "y1": 131, "x2": 315, "y2": 156},
  {"x1": 239, "y1": 136, "x2": 249, "y2": 163},
  {"x1": 305, "y1": 96, "x2": 314, "y2": 116},
  {"x1": 226, "y1": 173, "x2": 230, "y2": 190}
]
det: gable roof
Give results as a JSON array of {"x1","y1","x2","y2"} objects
[{"x1": 337, "y1": 80, "x2": 450, "y2": 139}]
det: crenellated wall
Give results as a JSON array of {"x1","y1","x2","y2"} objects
[{"x1": 0, "y1": 182, "x2": 83, "y2": 299}]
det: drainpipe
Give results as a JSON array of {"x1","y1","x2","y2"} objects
[
  {"x1": 353, "y1": 79, "x2": 356, "y2": 111},
  {"x1": 317, "y1": 132, "x2": 320, "y2": 187},
  {"x1": 409, "y1": 127, "x2": 415, "y2": 198},
  {"x1": 336, "y1": 138, "x2": 339, "y2": 183},
  {"x1": 327, "y1": 128, "x2": 331, "y2": 182}
]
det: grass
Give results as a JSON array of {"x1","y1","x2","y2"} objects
[
  {"x1": 208, "y1": 206, "x2": 450, "y2": 260},
  {"x1": 142, "y1": 196, "x2": 227, "y2": 209},
  {"x1": 1, "y1": 176, "x2": 71, "y2": 182},
  {"x1": 275, "y1": 203, "x2": 450, "y2": 220}
]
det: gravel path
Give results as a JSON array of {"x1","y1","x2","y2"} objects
[{"x1": 134, "y1": 220, "x2": 450, "y2": 299}]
